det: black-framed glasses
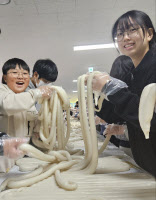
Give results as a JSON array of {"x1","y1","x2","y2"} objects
[{"x1": 115, "y1": 27, "x2": 140, "y2": 42}]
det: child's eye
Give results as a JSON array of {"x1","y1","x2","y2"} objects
[
  {"x1": 117, "y1": 32, "x2": 123, "y2": 37},
  {"x1": 130, "y1": 28, "x2": 137, "y2": 32}
]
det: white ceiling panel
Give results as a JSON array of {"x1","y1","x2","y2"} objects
[
  {"x1": 15, "y1": 4, "x2": 38, "y2": 15},
  {"x1": 115, "y1": 0, "x2": 154, "y2": 8},
  {"x1": 34, "y1": 2, "x2": 58, "y2": 14},
  {"x1": 13, "y1": 0, "x2": 34, "y2": 5},
  {"x1": 0, "y1": 0, "x2": 155, "y2": 102},
  {"x1": 56, "y1": 0, "x2": 75, "y2": 13},
  {"x1": 33, "y1": 0, "x2": 57, "y2": 4},
  {"x1": 76, "y1": 0, "x2": 116, "y2": 11}
]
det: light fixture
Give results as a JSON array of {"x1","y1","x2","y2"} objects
[
  {"x1": 72, "y1": 80, "x2": 77, "y2": 82},
  {"x1": 0, "y1": 0, "x2": 11, "y2": 5},
  {"x1": 72, "y1": 91, "x2": 78, "y2": 93},
  {"x1": 88, "y1": 67, "x2": 93, "y2": 72},
  {"x1": 73, "y1": 43, "x2": 117, "y2": 51}
]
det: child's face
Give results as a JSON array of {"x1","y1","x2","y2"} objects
[{"x1": 4, "y1": 65, "x2": 30, "y2": 93}]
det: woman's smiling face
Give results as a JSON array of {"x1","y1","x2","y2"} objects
[
  {"x1": 116, "y1": 18, "x2": 153, "y2": 63},
  {"x1": 4, "y1": 64, "x2": 30, "y2": 93}
]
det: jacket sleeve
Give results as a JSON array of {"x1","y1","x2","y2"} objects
[
  {"x1": 99, "y1": 68, "x2": 156, "y2": 131},
  {"x1": 0, "y1": 86, "x2": 42, "y2": 116},
  {"x1": 96, "y1": 99, "x2": 125, "y2": 124},
  {"x1": 108, "y1": 88, "x2": 141, "y2": 127},
  {"x1": 96, "y1": 78, "x2": 128, "y2": 125},
  {"x1": 108, "y1": 87, "x2": 156, "y2": 132}
]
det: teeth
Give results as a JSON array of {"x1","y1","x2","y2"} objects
[
  {"x1": 125, "y1": 44, "x2": 133, "y2": 48},
  {"x1": 16, "y1": 82, "x2": 24, "y2": 84}
]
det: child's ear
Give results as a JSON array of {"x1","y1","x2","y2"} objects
[{"x1": 33, "y1": 71, "x2": 39, "y2": 78}]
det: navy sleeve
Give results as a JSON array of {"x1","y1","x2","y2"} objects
[
  {"x1": 108, "y1": 87, "x2": 156, "y2": 132},
  {"x1": 96, "y1": 99, "x2": 125, "y2": 124}
]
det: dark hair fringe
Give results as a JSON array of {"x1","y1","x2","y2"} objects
[{"x1": 2, "y1": 58, "x2": 30, "y2": 75}]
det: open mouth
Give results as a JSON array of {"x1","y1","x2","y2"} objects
[{"x1": 16, "y1": 81, "x2": 24, "y2": 86}]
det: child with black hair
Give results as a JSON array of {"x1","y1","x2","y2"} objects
[
  {"x1": 110, "y1": 55, "x2": 134, "y2": 83},
  {"x1": 26, "y1": 59, "x2": 58, "y2": 111},
  {"x1": 27, "y1": 59, "x2": 58, "y2": 88}
]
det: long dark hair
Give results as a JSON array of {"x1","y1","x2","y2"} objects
[{"x1": 112, "y1": 10, "x2": 156, "y2": 50}]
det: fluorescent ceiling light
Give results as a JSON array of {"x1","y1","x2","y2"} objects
[
  {"x1": 72, "y1": 91, "x2": 78, "y2": 93},
  {"x1": 73, "y1": 80, "x2": 77, "y2": 82},
  {"x1": 73, "y1": 43, "x2": 117, "y2": 51}
]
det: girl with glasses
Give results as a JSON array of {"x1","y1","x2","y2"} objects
[{"x1": 86, "y1": 10, "x2": 156, "y2": 177}]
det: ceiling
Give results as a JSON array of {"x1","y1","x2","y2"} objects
[{"x1": 0, "y1": 0, "x2": 155, "y2": 102}]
